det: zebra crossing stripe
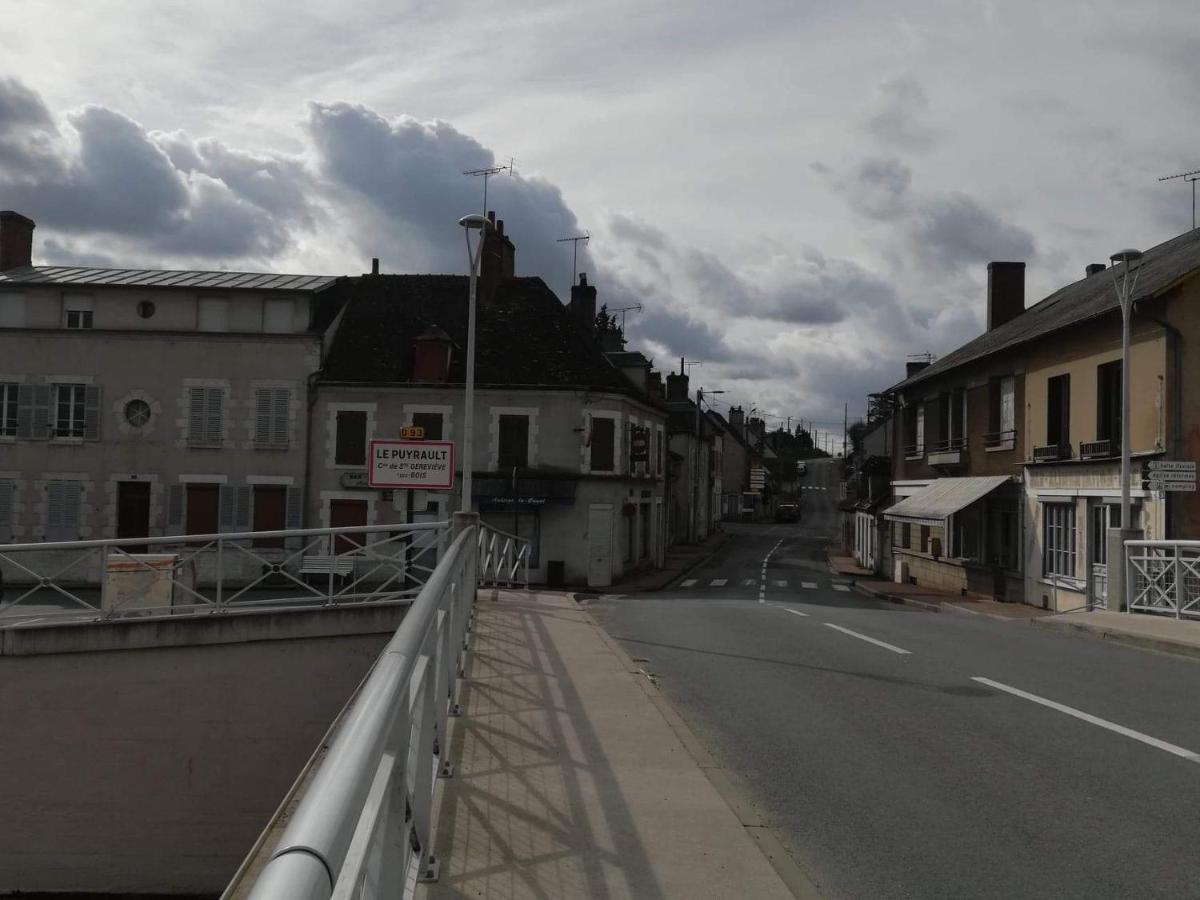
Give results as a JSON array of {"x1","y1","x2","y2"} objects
[
  {"x1": 802, "y1": 582, "x2": 817, "y2": 589},
  {"x1": 772, "y1": 580, "x2": 787, "y2": 587},
  {"x1": 832, "y1": 584, "x2": 850, "y2": 592},
  {"x1": 680, "y1": 579, "x2": 697, "y2": 587},
  {"x1": 710, "y1": 578, "x2": 727, "y2": 587}
]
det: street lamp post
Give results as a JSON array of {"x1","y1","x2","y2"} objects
[
  {"x1": 458, "y1": 214, "x2": 494, "y2": 513},
  {"x1": 1107, "y1": 248, "x2": 1143, "y2": 611},
  {"x1": 694, "y1": 388, "x2": 724, "y2": 542}
]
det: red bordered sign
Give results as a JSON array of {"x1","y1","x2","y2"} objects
[{"x1": 368, "y1": 440, "x2": 455, "y2": 490}]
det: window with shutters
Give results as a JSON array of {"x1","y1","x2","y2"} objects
[
  {"x1": 252, "y1": 485, "x2": 287, "y2": 547},
  {"x1": 589, "y1": 416, "x2": 616, "y2": 472},
  {"x1": 335, "y1": 410, "x2": 367, "y2": 465},
  {"x1": 0, "y1": 479, "x2": 14, "y2": 542},
  {"x1": 497, "y1": 415, "x2": 529, "y2": 470},
  {"x1": 185, "y1": 484, "x2": 220, "y2": 535},
  {"x1": 53, "y1": 383, "x2": 87, "y2": 438},
  {"x1": 187, "y1": 387, "x2": 224, "y2": 446},
  {"x1": 254, "y1": 389, "x2": 291, "y2": 448},
  {"x1": 0, "y1": 382, "x2": 17, "y2": 437},
  {"x1": 45, "y1": 479, "x2": 82, "y2": 542}
]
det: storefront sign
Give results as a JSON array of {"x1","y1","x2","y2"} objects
[
  {"x1": 368, "y1": 440, "x2": 455, "y2": 490},
  {"x1": 630, "y1": 426, "x2": 650, "y2": 463}
]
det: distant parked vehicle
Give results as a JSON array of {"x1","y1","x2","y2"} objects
[
  {"x1": 796, "y1": 461, "x2": 808, "y2": 477},
  {"x1": 774, "y1": 503, "x2": 800, "y2": 523}
]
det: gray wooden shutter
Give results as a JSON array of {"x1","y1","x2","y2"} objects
[
  {"x1": 32, "y1": 384, "x2": 51, "y2": 439},
  {"x1": 0, "y1": 479, "x2": 13, "y2": 543},
  {"x1": 205, "y1": 388, "x2": 223, "y2": 444},
  {"x1": 46, "y1": 480, "x2": 63, "y2": 540},
  {"x1": 285, "y1": 487, "x2": 303, "y2": 549},
  {"x1": 188, "y1": 387, "x2": 205, "y2": 444},
  {"x1": 63, "y1": 481, "x2": 81, "y2": 540},
  {"x1": 272, "y1": 389, "x2": 290, "y2": 445},
  {"x1": 16, "y1": 384, "x2": 34, "y2": 439},
  {"x1": 83, "y1": 385, "x2": 102, "y2": 441},
  {"x1": 254, "y1": 389, "x2": 271, "y2": 445},
  {"x1": 219, "y1": 484, "x2": 237, "y2": 532},
  {"x1": 235, "y1": 486, "x2": 252, "y2": 531},
  {"x1": 165, "y1": 484, "x2": 184, "y2": 536}
]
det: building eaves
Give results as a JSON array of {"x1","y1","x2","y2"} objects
[{"x1": 0, "y1": 264, "x2": 340, "y2": 293}]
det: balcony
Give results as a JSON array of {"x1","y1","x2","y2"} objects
[
  {"x1": 927, "y1": 437, "x2": 966, "y2": 468},
  {"x1": 984, "y1": 429, "x2": 1017, "y2": 452},
  {"x1": 903, "y1": 443, "x2": 925, "y2": 460},
  {"x1": 1032, "y1": 443, "x2": 1072, "y2": 462},
  {"x1": 1080, "y1": 438, "x2": 1118, "y2": 460}
]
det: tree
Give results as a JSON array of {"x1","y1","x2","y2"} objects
[{"x1": 847, "y1": 420, "x2": 868, "y2": 456}]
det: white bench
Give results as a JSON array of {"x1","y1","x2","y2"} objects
[{"x1": 300, "y1": 555, "x2": 356, "y2": 579}]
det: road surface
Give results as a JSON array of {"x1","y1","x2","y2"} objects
[{"x1": 591, "y1": 457, "x2": 1200, "y2": 899}]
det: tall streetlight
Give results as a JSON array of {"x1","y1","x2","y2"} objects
[
  {"x1": 1107, "y1": 247, "x2": 1143, "y2": 610},
  {"x1": 458, "y1": 214, "x2": 494, "y2": 513},
  {"x1": 695, "y1": 388, "x2": 724, "y2": 541}
]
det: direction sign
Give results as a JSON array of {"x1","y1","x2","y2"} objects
[
  {"x1": 1149, "y1": 479, "x2": 1196, "y2": 492},
  {"x1": 368, "y1": 440, "x2": 455, "y2": 489},
  {"x1": 1147, "y1": 460, "x2": 1195, "y2": 473}
]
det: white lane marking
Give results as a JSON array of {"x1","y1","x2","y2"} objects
[
  {"x1": 784, "y1": 608, "x2": 809, "y2": 618},
  {"x1": 832, "y1": 584, "x2": 850, "y2": 592},
  {"x1": 971, "y1": 677, "x2": 1200, "y2": 765},
  {"x1": 742, "y1": 578, "x2": 756, "y2": 586},
  {"x1": 710, "y1": 578, "x2": 727, "y2": 587},
  {"x1": 680, "y1": 579, "x2": 697, "y2": 587},
  {"x1": 802, "y1": 581, "x2": 818, "y2": 589},
  {"x1": 824, "y1": 623, "x2": 912, "y2": 655},
  {"x1": 772, "y1": 579, "x2": 787, "y2": 587}
]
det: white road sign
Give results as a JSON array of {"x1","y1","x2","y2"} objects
[
  {"x1": 1148, "y1": 460, "x2": 1196, "y2": 473},
  {"x1": 368, "y1": 440, "x2": 455, "y2": 490},
  {"x1": 1150, "y1": 481, "x2": 1196, "y2": 492}
]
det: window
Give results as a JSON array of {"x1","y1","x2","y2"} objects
[
  {"x1": 899, "y1": 522, "x2": 911, "y2": 549},
  {"x1": 988, "y1": 500, "x2": 1019, "y2": 570},
  {"x1": 1046, "y1": 374, "x2": 1070, "y2": 449},
  {"x1": 590, "y1": 416, "x2": 615, "y2": 472},
  {"x1": 187, "y1": 387, "x2": 224, "y2": 446},
  {"x1": 1096, "y1": 361, "x2": 1122, "y2": 445},
  {"x1": 45, "y1": 479, "x2": 82, "y2": 542},
  {"x1": 655, "y1": 427, "x2": 663, "y2": 476},
  {"x1": 252, "y1": 485, "x2": 287, "y2": 548},
  {"x1": 254, "y1": 388, "x2": 291, "y2": 447},
  {"x1": 411, "y1": 412, "x2": 443, "y2": 440},
  {"x1": 0, "y1": 382, "x2": 17, "y2": 437},
  {"x1": 64, "y1": 295, "x2": 93, "y2": 330},
  {"x1": 1043, "y1": 503, "x2": 1077, "y2": 578},
  {"x1": 198, "y1": 297, "x2": 229, "y2": 332},
  {"x1": 0, "y1": 478, "x2": 14, "y2": 542},
  {"x1": 916, "y1": 404, "x2": 925, "y2": 453},
  {"x1": 987, "y1": 375, "x2": 1016, "y2": 443},
  {"x1": 53, "y1": 383, "x2": 87, "y2": 438},
  {"x1": 124, "y1": 399, "x2": 152, "y2": 428},
  {"x1": 498, "y1": 415, "x2": 529, "y2": 470},
  {"x1": 263, "y1": 298, "x2": 294, "y2": 333},
  {"x1": 335, "y1": 410, "x2": 367, "y2": 465},
  {"x1": 920, "y1": 524, "x2": 930, "y2": 553},
  {"x1": 640, "y1": 503, "x2": 651, "y2": 559}
]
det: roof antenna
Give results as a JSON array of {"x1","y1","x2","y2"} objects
[
  {"x1": 463, "y1": 157, "x2": 515, "y2": 217},
  {"x1": 556, "y1": 231, "x2": 590, "y2": 286},
  {"x1": 611, "y1": 303, "x2": 643, "y2": 332},
  {"x1": 1158, "y1": 167, "x2": 1200, "y2": 231}
]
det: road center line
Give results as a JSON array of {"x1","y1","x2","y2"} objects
[
  {"x1": 784, "y1": 608, "x2": 809, "y2": 618},
  {"x1": 824, "y1": 623, "x2": 912, "y2": 655},
  {"x1": 971, "y1": 677, "x2": 1200, "y2": 765}
]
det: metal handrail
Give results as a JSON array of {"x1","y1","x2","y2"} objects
[
  {"x1": 237, "y1": 521, "x2": 478, "y2": 898},
  {"x1": 477, "y1": 521, "x2": 530, "y2": 586},
  {"x1": 1124, "y1": 540, "x2": 1200, "y2": 620}
]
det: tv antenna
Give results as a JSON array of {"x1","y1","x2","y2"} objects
[
  {"x1": 463, "y1": 158, "x2": 515, "y2": 215},
  {"x1": 1158, "y1": 167, "x2": 1200, "y2": 230},
  {"x1": 684, "y1": 359, "x2": 703, "y2": 374},
  {"x1": 907, "y1": 351, "x2": 936, "y2": 364},
  {"x1": 556, "y1": 231, "x2": 590, "y2": 285},
  {"x1": 611, "y1": 303, "x2": 642, "y2": 332}
]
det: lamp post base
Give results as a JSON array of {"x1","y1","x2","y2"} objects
[{"x1": 1106, "y1": 527, "x2": 1143, "y2": 612}]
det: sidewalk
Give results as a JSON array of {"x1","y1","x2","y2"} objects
[
  {"x1": 418, "y1": 589, "x2": 806, "y2": 900},
  {"x1": 609, "y1": 529, "x2": 731, "y2": 593},
  {"x1": 1032, "y1": 609, "x2": 1200, "y2": 661}
]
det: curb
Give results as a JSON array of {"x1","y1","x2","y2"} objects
[
  {"x1": 1030, "y1": 616, "x2": 1200, "y2": 663},
  {"x1": 851, "y1": 582, "x2": 942, "y2": 613}
]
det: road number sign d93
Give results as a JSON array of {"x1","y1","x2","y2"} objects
[{"x1": 369, "y1": 440, "x2": 455, "y2": 490}]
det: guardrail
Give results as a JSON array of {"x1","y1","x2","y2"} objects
[
  {"x1": 231, "y1": 518, "x2": 478, "y2": 899},
  {"x1": 1126, "y1": 540, "x2": 1200, "y2": 620},
  {"x1": 478, "y1": 520, "x2": 530, "y2": 586},
  {"x1": 0, "y1": 522, "x2": 450, "y2": 627}
]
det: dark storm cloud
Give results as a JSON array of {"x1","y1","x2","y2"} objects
[
  {"x1": 0, "y1": 77, "x2": 53, "y2": 128},
  {"x1": 912, "y1": 192, "x2": 1036, "y2": 270},
  {"x1": 861, "y1": 75, "x2": 936, "y2": 152}
]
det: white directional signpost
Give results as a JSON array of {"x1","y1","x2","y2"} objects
[
  {"x1": 369, "y1": 440, "x2": 455, "y2": 490},
  {"x1": 1145, "y1": 460, "x2": 1196, "y2": 492}
]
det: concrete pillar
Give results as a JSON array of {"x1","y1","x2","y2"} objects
[
  {"x1": 1106, "y1": 527, "x2": 1143, "y2": 611},
  {"x1": 452, "y1": 511, "x2": 479, "y2": 538}
]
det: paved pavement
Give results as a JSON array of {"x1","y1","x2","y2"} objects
[{"x1": 589, "y1": 457, "x2": 1200, "y2": 899}]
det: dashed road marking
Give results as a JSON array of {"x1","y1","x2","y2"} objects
[
  {"x1": 742, "y1": 578, "x2": 757, "y2": 586},
  {"x1": 680, "y1": 579, "x2": 697, "y2": 588},
  {"x1": 784, "y1": 608, "x2": 809, "y2": 618},
  {"x1": 710, "y1": 578, "x2": 728, "y2": 587},
  {"x1": 772, "y1": 579, "x2": 787, "y2": 587},
  {"x1": 824, "y1": 623, "x2": 912, "y2": 655},
  {"x1": 801, "y1": 581, "x2": 818, "y2": 589},
  {"x1": 832, "y1": 584, "x2": 850, "y2": 593}
]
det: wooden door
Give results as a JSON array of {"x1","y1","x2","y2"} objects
[
  {"x1": 185, "y1": 484, "x2": 220, "y2": 536},
  {"x1": 330, "y1": 499, "x2": 368, "y2": 554},
  {"x1": 587, "y1": 504, "x2": 613, "y2": 588},
  {"x1": 116, "y1": 482, "x2": 151, "y2": 540}
]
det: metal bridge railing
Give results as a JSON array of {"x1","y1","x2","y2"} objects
[
  {"x1": 1125, "y1": 540, "x2": 1200, "y2": 620},
  {"x1": 228, "y1": 519, "x2": 478, "y2": 900},
  {"x1": 0, "y1": 522, "x2": 450, "y2": 627},
  {"x1": 477, "y1": 520, "x2": 530, "y2": 587}
]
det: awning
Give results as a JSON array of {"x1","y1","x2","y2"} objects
[{"x1": 883, "y1": 476, "x2": 1011, "y2": 526}]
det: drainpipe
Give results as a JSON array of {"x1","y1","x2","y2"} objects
[{"x1": 1137, "y1": 302, "x2": 1183, "y2": 539}]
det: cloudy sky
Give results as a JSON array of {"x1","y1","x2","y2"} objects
[{"x1": 2, "y1": 0, "x2": 1197, "y2": 439}]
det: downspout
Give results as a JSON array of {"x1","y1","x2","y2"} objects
[{"x1": 1137, "y1": 302, "x2": 1183, "y2": 539}]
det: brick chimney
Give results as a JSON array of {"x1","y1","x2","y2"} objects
[
  {"x1": 478, "y1": 211, "x2": 516, "y2": 306},
  {"x1": 570, "y1": 272, "x2": 597, "y2": 331},
  {"x1": 646, "y1": 370, "x2": 663, "y2": 398},
  {"x1": 987, "y1": 261, "x2": 1025, "y2": 331},
  {"x1": 728, "y1": 406, "x2": 745, "y2": 432},
  {"x1": 1086, "y1": 263, "x2": 1106, "y2": 277},
  {"x1": 0, "y1": 211, "x2": 35, "y2": 271},
  {"x1": 665, "y1": 371, "x2": 689, "y2": 402},
  {"x1": 412, "y1": 325, "x2": 453, "y2": 382},
  {"x1": 905, "y1": 360, "x2": 930, "y2": 378}
]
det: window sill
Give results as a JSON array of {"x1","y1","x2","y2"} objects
[
  {"x1": 187, "y1": 442, "x2": 224, "y2": 450},
  {"x1": 905, "y1": 453, "x2": 924, "y2": 461},
  {"x1": 985, "y1": 441, "x2": 1015, "y2": 452},
  {"x1": 254, "y1": 443, "x2": 291, "y2": 451},
  {"x1": 50, "y1": 437, "x2": 85, "y2": 445}
]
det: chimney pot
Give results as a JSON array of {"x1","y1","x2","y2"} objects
[
  {"x1": 986, "y1": 261, "x2": 1025, "y2": 331},
  {"x1": 569, "y1": 272, "x2": 598, "y2": 332},
  {"x1": 906, "y1": 360, "x2": 931, "y2": 378},
  {"x1": 487, "y1": 210, "x2": 496, "y2": 225},
  {"x1": 0, "y1": 210, "x2": 35, "y2": 271},
  {"x1": 1086, "y1": 263, "x2": 1106, "y2": 277},
  {"x1": 665, "y1": 371, "x2": 690, "y2": 402},
  {"x1": 371, "y1": 257, "x2": 379, "y2": 275}
]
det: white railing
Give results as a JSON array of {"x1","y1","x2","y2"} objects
[
  {"x1": 0, "y1": 522, "x2": 450, "y2": 627},
  {"x1": 227, "y1": 517, "x2": 479, "y2": 900},
  {"x1": 1125, "y1": 540, "x2": 1200, "y2": 620},
  {"x1": 477, "y1": 520, "x2": 530, "y2": 586}
]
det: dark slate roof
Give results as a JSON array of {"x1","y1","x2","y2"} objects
[
  {"x1": 0, "y1": 264, "x2": 338, "y2": 292},
  {"x1": 321, "y1": 274, "x2": 647, "y2": 396},
  {"x1": 890, "y1": 228, "x2": 1200, "y2": 393}
]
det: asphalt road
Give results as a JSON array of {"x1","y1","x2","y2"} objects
[{"x1": 591, "y1": 457, "x2": 1200, "y2": 900}]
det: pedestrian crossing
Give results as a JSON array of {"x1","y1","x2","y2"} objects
[
  {"x1": 799, "y1": 486, "x2": 829, "y2": 491},
  {"x1": 678, "y1": 576, "x2": 855, "y2": 592}
]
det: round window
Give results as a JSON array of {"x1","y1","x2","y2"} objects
[
  {"x1": 137, "y1": 301, "x2": 156, "y2": 319},
  {"x1": 124, "y1": 399, "x2": 152, "y2": 428}
]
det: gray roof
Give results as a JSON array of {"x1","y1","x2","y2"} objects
[
  {"x1": 0, "y1": 265, "x2": 338, "y2": 293},
  {"x1": 890, "y1": 228, "x2": 1200, "y2": 393}
]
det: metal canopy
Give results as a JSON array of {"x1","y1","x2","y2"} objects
[{"x1": 883, "y1": 475, "x2": 1011, "y2": 526}]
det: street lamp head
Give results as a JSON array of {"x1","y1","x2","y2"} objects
[
  {"x1": 458, "y1": 214, "x2": 494, "y2": 230},
  {"x1": 1109, "y1": 248, "x2": 1143, "y2": 266}
]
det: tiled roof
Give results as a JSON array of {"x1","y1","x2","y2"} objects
[
  {"x1": 0, "y1": 265, "x2": 338, "y2": 292},
  {"x1": 321, "y1": 274, "x2": 648, "y2": 396},
  {"x1": 890, "y1": 228, "x2": 1200, "y2": 393}
]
